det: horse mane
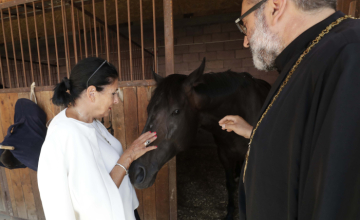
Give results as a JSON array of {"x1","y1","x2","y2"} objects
[
  {"x1": 149, "y1": 71, "x2": 271, "y2": 111},
  {"x1": 148, "y1": 74, "x2": 187, "y2": 111},
  {"x1": 194, "y1": 70, "x2": 258, "y2": 97}
]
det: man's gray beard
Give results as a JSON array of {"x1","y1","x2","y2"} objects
[{"x1": 249, "y1": 9, "x2": 284, "y2": 71}]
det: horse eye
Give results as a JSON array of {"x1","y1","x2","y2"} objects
[{"x1": 172, "y1": 109, "x2": 180, "y2": 116}]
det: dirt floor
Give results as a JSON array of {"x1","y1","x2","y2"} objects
[{"x1": 177, "y1": 129, "x2": 240, "y2": 220}]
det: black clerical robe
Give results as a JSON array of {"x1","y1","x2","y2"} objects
[{"x1": 239, "y1": 11, "x2": 360, "y2": 220}]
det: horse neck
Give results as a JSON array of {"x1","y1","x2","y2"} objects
[
  {"x1": 198, "y1": 81, "x2": 268, "y2": 134},
  {"x1": 198, "y1": 92, "x2": 245, "y2": 133}
]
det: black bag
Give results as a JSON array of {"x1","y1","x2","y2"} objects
[{"x1": 0, "y1": 98, "x2": 47, "y2": 171}]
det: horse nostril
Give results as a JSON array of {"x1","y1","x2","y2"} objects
[{"x1": 135, "y1": 166, "x2": 146, "y2": 184}]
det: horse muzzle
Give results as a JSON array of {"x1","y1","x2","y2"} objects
[{"x1": 129, "y1": 160, "x2": 159, "y2": 189}]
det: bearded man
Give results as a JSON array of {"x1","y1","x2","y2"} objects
[{"x1": 219, "y1": 0, "x2": 360, "y2": 219}]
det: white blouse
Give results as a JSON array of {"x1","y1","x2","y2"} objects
[{"x1": 38, "y1": 109, "x2": 138, "y2": 220}]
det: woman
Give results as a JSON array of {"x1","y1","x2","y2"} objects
[{"x1": 37, "y1": 57, "x2": 157, "y2": 220}]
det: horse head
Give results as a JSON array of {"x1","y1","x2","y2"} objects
[{"x1": 129, "y1": 58, "x2": 210, "y2": 189}]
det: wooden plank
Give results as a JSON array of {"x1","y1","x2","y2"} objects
[
  {"x1": 0, "y1": 153, "x2": 5, "y2": 212},
  {"x1": 0, "y1": 101, "x2": 14, "y2": 215},
  {"x1": 17, "y1": 92, "x2": 38, "y2": 220},
  {"x1": 112, "y1": 88, "x2": 126, "y2": 151},
  {"x1": 169, "y1": 157, "x2": 177, "y2": 220},
  {"x1": 156, "y1": 163, "x2": 170, "y2": 220},
  {"x1": 349, "y1": 0, "x2": 357, "y2": 16},
  {"x1": 4, "y1": 169, "x2": 16, "y2": 217},
  {"x1": 19, "y1": 169, "x2": 37, "y2": 220},
  {"x1": 29, "y1": 169, "x2": 44, "y2": 220},
  {"x1": 0, "y1": 81, "x2": 156, "y2": 94},
  {"x1": 47, "y1": 91, "x2": 61, "y2": 118},
  {"x1": 17, "y1": 93, "x2": 30, "y2": 100},
  {"x1": 3, "y1": 94, "x2": 27, "y2": 219},
  {"x1": 38, "y1": 92, "x2": 55, "y2": 123},
  {"x1": 0, "y1": 167, "x2": 13, "y2": 216},
  {"x1": 0, "y1": 93, "x2": 18, "y2": 217},
  {"x1": 24, "y1": 92, "x2": 45, "y2": 220},
  {"x1": 0, "y1": 116, "x2": 7, "y2": 213},
  {"x1": 35, "y1": 93, "x2": 45, "y2": 121},
  {"x1": 0, "y1": 103, "x2": 5, "y2": 213},
  {"x1": 123, "y1": 87, "x2": 144, "y2": 218},
  {"x1": 11, "y1": 169, "x2": 27, "y2": 219},
  {"x1": 123, "y1": 87, "x2": 138, "y2": 149},
  {"x1": 137, "y1": 86, "x2": 157, "y2": 220}
]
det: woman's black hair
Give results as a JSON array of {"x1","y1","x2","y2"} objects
[{"x1": 52, "y1": 57, "x2": 118, "y2": 107}]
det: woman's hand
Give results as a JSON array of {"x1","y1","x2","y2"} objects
[
  {"x1": 219, "y1": 115, "x2": 253, "y2": 139},
  {"x1": 118, "y1": 131, "x2": 157, "y2": 169}
]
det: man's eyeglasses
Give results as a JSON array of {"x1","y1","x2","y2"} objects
[
  {"x1": 86, "y1": 60, "x2": 108, "y2": 87},
  {"x1": 235, "y1": 0, "x2": 267, "y2": 36}
]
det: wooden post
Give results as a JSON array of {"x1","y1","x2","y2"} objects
[
  {"x1": 163, "y1": 1, "x2": 177, "y2": 219},
  {"x1": 163, "y1": 0, "x2": 174, "y2": 77}
]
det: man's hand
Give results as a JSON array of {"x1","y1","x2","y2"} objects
[{"x1": 219, "y1": 115, "x2": 253, "y2": 139}]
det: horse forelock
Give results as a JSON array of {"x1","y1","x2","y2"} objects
[{"x1": 148, "y1": 74, "x2": 187, "y2": 113}]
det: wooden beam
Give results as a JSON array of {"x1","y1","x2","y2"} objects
[
  {"x1": 1, "y1": 57, "x2": 59, "y2": 67},
  {"x1": 0, "y1": 80, "x2": 156, "y2": 93},
  {"x1": 163, "y1": 0, "x2": 175, "y2": 77},
  {"x1": 163, "y1": 1, "x2": 177, "y2": 219}
]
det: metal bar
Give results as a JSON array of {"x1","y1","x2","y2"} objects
[
  {"x1": 89, "y1": 17, "x2": 93, "y2": 56},
  {"x1": 99, "y1": 24, "x2": 103, "y2": 58},
  {"x1": 115, "y1": 0, "x2": 121, "y2": 80},
  {"x1": 51, "y1": 0, "x2": 60, "y2": 83},
  {"x1": 140, "y1": 0, "x2": 145, "y2": 80},
  {"x1": 64, "y1": 0, "x2": 71, "y2": 73},
  {"x1": 71, "y1": 0, "x2": 78, "y2": 63},
  {"x1": 126, "y1": 0, "x2": 133, "y2": 81},
  {"x1": 16, "y1": 5, "x2": 27, "y2": 87},
  {"x1": 33, "y1": 2, "x2": 43, "y2": 85},
  {"x1": 61, "y1": 0, "x2": 70, "y2": 78},
  {"x1": 104, "y1": 0, "x2": 109, "y2": 61},
  {"x1": 110, "y1": 31, "x2": 114, "y2": 61},
  {"x1": 69, "y1": 0, "x2": 154, "y2": 57},
  {"x1": 24, "y1": 3, "x2": 34, "y2": 83},
  {"x1": 82, "y1": 0, "x2": 88, "y2": 58},
  {"x1": 1, "y1": 10, "x2": 12, "y2": 88},
  {"x1": 77, "y1": 10, "x2": 83, "y2": 60},
  {"x1": 92, "y1": 0, "x2": 98, "y2": 57},
  {"x1": 8, "y1": 8, "x2": 20, "y2": 87},
  {"x1": 152, "y1": 0, "x2": 157, "y2": 72},
  {"x1": 42, "y1": 0, "x2": 52, "y2": 86},
  {"x1": 0, "y1": 54, "x2": 4, "y2": 88}
]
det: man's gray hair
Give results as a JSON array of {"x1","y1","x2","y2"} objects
[
  {"x1": 249, "y1": 0, "x2": 336, "y2": 11},
  {"x1": 294, "y1": 0, "x2": 336, "y2": 11}
]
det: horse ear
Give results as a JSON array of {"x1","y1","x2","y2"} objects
[
  {"x1": 185, "y1": 57, "x2": 206, "y2": 86},
  {"x1": 152, "y1": 70, "x2": 164, "y2": 84}
]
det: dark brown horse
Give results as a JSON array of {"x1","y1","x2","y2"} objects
[{"x1": 129, "y1": 58, "x2": 270, "y2": 219}]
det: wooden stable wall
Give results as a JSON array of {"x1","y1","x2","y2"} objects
[{"x1": 0, "y1": 82, "x2": 176, "y2": 220}]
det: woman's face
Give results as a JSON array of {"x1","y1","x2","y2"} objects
[{"x1": 94, "y1": 78, "x2": 119, "y2": 118}]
